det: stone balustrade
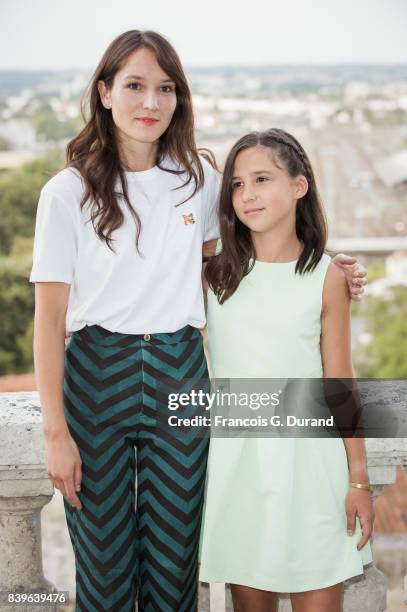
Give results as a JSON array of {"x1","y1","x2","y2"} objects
[
  {"x1": 0, "y1": 391, "x2": 406, "y2": 612},
  {"x1": 0, "y1": 393, "x2": 56, "y2": 612}
]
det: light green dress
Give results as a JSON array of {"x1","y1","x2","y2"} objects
[{"x1": 199, "y1": 253, "x2": 373, "y2": 592}]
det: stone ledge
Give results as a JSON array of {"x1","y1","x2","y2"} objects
[
  {"x1": 0, "y1": 479, "x2": 53, "y2": 497},
  {"x1": 0, "y1": 393, "x2": 45, "y2": 466}
]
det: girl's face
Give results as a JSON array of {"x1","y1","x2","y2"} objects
[
  {"x1": 98, "y1": 47, "x2": 177, "y2": 151},
  {"x1": 231, "y1": 145, "x2": 307, "y2": 233}
]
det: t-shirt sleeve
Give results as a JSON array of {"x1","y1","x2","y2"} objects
[
  {"x1": 202, "y1": 163, "x2": 221, "y2": 242},
  {"x1": 29, "y1": 187, "x2": 78, "y2": 284}
]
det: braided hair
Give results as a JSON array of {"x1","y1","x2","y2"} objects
[{"x1": 206, "y1": 128, "x2": 328, "y2": 304}]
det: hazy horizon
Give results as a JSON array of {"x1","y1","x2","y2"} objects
[
  {"x1": 1, "y1": 62, "x2": 407, "y2": 73},
  {"x1": 1, "y1": 0, "x2": 406, "y2": 70}
]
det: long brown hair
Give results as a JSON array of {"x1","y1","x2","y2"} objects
[
  {"x1": 66, "y1": 30, "x2": 211, "y2": 250},
  {"x1": 206, "y1": 128, "x2": 328, "y2": 303}
]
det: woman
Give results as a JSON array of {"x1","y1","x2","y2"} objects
[
  {"x1": 30, "y1": 31, "x2": 366, "y2": 612},
  {"x1": 30, "y1": 30, "x2": 219, "y2": 612},
  {"x1": 199, "y1": 129, "x2": 374, "y2": 612}
]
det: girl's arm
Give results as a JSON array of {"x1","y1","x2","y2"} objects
[
  {"x1": 321, "y1": 263, "x2": 374, "y2": 550},
  {"x1": 34, "y1": 282, "x2": 82, "y2": 510}
]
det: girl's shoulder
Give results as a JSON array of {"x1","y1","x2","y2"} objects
[
  {"x1": 317, "y1": 252, "x2": 332, "y2": 269},
  {"x1": 323, "y1": 258, "x2": 348, "y2": 306},
  {"x1": 306, "y1": 252, "x2": 331, "y2": 281}
]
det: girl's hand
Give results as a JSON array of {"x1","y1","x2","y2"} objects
[
  {"x1": 45, "y1": 431, "x2": 83, "y2": 510},
  {"x1": 345, "y1": 487, "x2": 375, "y2": 551},
  {"x1": 332, "y1": 254, "x2": 367, "y2": 301}
]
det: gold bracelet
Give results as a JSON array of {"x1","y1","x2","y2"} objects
[{"x1": 350, "y1": 482, "x2": 373, "y2": 492}]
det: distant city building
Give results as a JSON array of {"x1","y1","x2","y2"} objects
[
  {"x1": 386, "y1": 251, "x2": 407, "y2": 283},
  {"x1": 344, "y1": 81, "x2": 372, "y2": 104},
  {"x1": 374, "y1": 151, "x2": 407, "y2": 188},
  {"x1": 0, "y1": 118, "x2": 38, "y2": 152},
  {"x1": 328, "y1": 237, "x2": 407, "y2": 255},
  {"x1": 368, "y1": 251, "x2": 407, "y2": 298}
]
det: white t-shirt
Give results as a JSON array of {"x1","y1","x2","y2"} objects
[{"x1": 29, "y1": 155, "x2": 220, "y2": 334}]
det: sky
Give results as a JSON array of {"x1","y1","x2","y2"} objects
[{"x1": 1, "y1": 0, "x2": 407, "y2": 70}]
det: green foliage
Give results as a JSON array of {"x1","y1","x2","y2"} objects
[
  {"x1": 10, "y1": 236, "x2": 34, "y2": 258},
  {"x1": 32, "y1": 103, "x2": 81, "y2": 142},
  {"x1": 367, "y1": 261, "x2": 386, "y2": 282},
  {"x1": 0, "y1": 155, "x2": 64, "y2": 374},
  {"x1": 355, "y1": 286, "x2": 407, "y2": 378},
  {"x1": 0, "y1": 154, "x2": 62, "y2": 255},
  {"x1": 363, "y1": 107, "x2": 407, "y2": 127},
  {"x1": 0, "y1": 255, "x2": 34, "y2": 374},
  {"x1": 0, "y1": 136, "x2": 11, "y2": 151}
]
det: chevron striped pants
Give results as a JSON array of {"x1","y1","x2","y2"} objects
[{"x1": 63, "y1": 324, "x2": 210, "y2": 612}]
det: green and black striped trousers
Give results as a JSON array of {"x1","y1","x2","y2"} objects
[{"x1": 63, "y1": 324, "x2": 210, "y2": 612}]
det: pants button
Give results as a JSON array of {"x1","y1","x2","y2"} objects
[{"x1": 143, "y1": 334, "x2": 151, "y2": 341}]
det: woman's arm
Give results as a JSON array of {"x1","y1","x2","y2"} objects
[
  {"x1": 34, "y1": 282, "x2": 82, "y2": 510},
  {"x1": 321, "y1": 263, "x2": 374, "y2": 550},
  {"x1": 202, "y1": 239, "x2": 217, "y2": 302}
]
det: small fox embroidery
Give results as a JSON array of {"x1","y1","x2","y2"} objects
[{"x1": 183, "y1": 213, "x2": 195, "y2": 225}]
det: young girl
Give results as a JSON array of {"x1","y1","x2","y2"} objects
[{"x1": 199, "y1": 128, "x2": 374, "y2": 612}]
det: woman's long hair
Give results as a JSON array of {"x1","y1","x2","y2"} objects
[
  {"x1": 66, "y1": 30, "x2": 212, "y2": 250},
  {"x1": 205, "y1": 128, "x2": 328, "y2": 304}
]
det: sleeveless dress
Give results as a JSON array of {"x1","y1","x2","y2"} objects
[{"x1": 198, "y1": 253, "x2": 373, "y2": 592}]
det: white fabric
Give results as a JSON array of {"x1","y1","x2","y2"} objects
[{"x1": 30, "y1": 155, "x2": 220, "y2": 334}]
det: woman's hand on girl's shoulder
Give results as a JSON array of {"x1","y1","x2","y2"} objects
[{"x1": 331, "y1": 253, "x2": 367, "y2": 301}]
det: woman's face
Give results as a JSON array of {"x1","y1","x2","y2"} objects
[
  {"x1": 98, "y1": 47, "x2": 177, "y2": 153},
  {"x1": 231, "y1": 145, "x2": 307, "y2": 234}
]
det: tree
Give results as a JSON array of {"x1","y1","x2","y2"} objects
[
  {"x1": 355, "y1": 286, "x2": 407, "y2": 378},
  {"x1": 0, "y1": 155, "x2": 63, "y2": 373},
  {"x1": 32, "y1": 103, "x2": 81, "y2": 143},
  {"x1": 0, "y1": 254, "x2": 34, "y2": 374},
  {"x1": 0, "y1": 154, "x2": 62, "y2": 255}
]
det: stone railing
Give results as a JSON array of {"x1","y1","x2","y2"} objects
[
  {"x1": 0, "y1": 393, "x2": 55, "y2": 612},
  {"x1": 0, "y1": 391, "x2": 406, "y2": 612}
]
